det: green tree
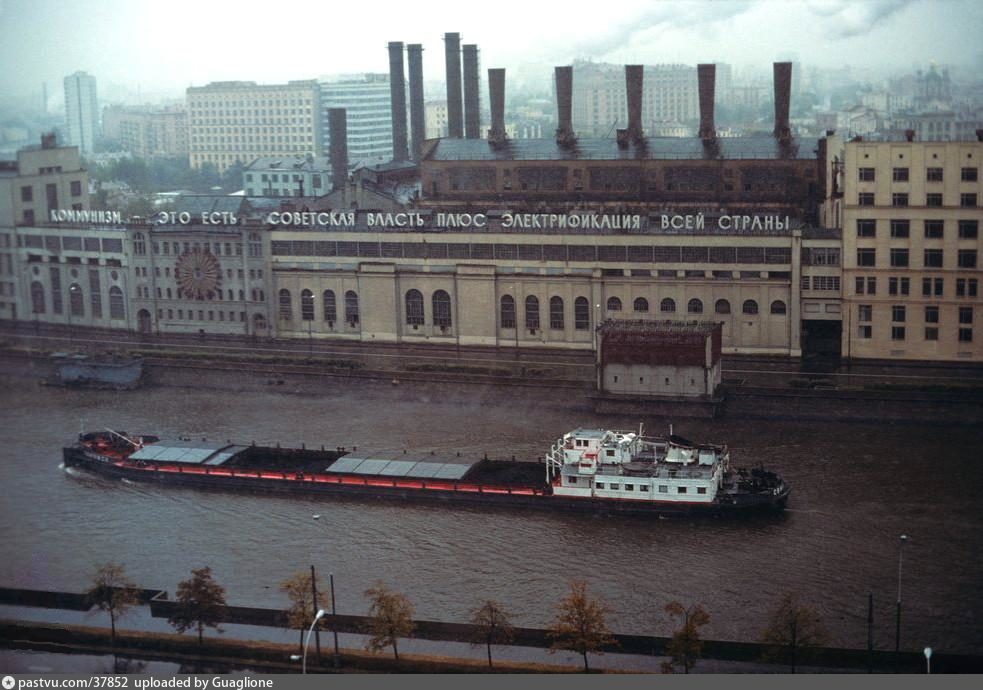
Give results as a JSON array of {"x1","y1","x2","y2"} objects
[
  {"x1": 363, "y1": 582, "x2": 415, "y2": 662},
  {"x1": 280, "y1": 570, "x2": 327, "y2": 654},
  {"x1": 547, "y1": 580, "x2": 617, "y2": 673},
  {"x1": 168, "y1": 567, "x2": 227, "y2": 645},
  {"x1": 469, "y1": 599, "x2": 515, "y2": 669},
  {"x1": 760, "y1": 592, "x2": 830, "y2": 673},
  {"x1": 86, "y1": 562, "x2": 140, "y2": 646},
  {"x1": 664, "y1": 601, "x2": 710, "y2": 674}
]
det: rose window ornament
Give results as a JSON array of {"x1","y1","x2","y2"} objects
[{"x1": 175, "y1": 248, "x2": 222, "y2": 300}]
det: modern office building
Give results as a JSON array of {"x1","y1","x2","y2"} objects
[
  {"x1": 64, "y1": 71, "x2": 100, "y2": 155},
  {"x1": 319, "y1": 75, "x2": 394, "y2": 166},
  {"x1": 186, "y1": 80, "x2": 321, "y2": 172}
]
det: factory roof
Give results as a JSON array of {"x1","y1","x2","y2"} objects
[{"x1": 426, "y1": 136, "x2": 817, "y2": 162}]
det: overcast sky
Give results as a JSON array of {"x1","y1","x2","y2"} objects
[{"x1": 2, "y1": 0, "x2": 981, "y2": 105}]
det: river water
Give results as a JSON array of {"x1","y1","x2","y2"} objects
[{"x1": 1, "y1": 367, "x2": 981, "y2": 657}]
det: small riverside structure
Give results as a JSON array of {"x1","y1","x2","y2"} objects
[{"x1": 594, "y1": 319, "x2": 724, "y2": 416}]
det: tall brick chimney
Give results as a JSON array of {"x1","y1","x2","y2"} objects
[
  {"x1": 697, "y1": 63, "x2": 716, "y2": 141},
  {"x1": 444, "y1": 32, "x2": 463, "y2": 138},
  {"x1": 387, "y1": 42, "x2": 409, "y2": 162}
]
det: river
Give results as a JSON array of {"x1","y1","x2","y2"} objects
[{"x1": 0, "y1": 365, "x2": 981, "y2": 658}]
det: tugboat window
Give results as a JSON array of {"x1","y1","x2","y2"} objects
[{"x1": 678, "y1": 486, "x2": 688, "y2": 494}]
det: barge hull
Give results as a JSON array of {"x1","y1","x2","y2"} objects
[{"x1": 63, "y1": 448, "x2": 788, "y2": 518}]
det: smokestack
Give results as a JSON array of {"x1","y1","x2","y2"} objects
[
  {"x1": 555, "y1": 66, "x2": 575, "y2": 147},
  {"x1": 773, "y1": 62, "x2": 792, "y2": 141},
  {"x1": 407, "y1": 44, "x2": 425, "y2": 161},
  {"x1": 328, "y1": 108, "x2": 348, "y2": 192},
  {"x1": 388, "y1": 42, "x2": 409, "y2": 162},
  {"x1": 618, "y1": 65, "x2": 644, "y2": 148},
  {"x1": 697, "y1": 63, "x2": 716, "y2": 141},
  {"x1": 487, "y1": 68, "x2": 506, "y2": 147},
  {"x1": 463, "y1": 44, "x2": 480, "y2": 139},
  {"x1": 444, "y1": 32, "x2": 463, "y2": 138}
]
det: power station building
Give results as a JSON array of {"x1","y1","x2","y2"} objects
[{"x1": 3, "y1": 42, "x2": 980, "y2": 366}]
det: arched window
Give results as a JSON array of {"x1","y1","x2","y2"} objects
[
  {"x1": 743, "y1": 299, "x2": 759, "y2": 315},
  {"x1": 238, "y1": 289, "x2": 245, "y2": 301},
  {"x1": 433, "y1": 290, "x2": 452, "y2": 327},
  {"x1": 771, "y1": 300, "x2": 787, "y2": 315},
  {"x1": 30, "y1": 281, "x2": 46, "y2": 314},
  {"x1": 549, "y1": 296, "x2": 564, "y2": 329},
  {"x1": 660, "y1": 298, "x2": 676, "y2": 313},
  {"x1": 525, "y1": 296, "x2": 540, "y2": 330},
  {"x1": 606, "y1": 296, "x2": 622, "y2": 312},
  {"x1": 323, "y1": 290, "x2": 337, "y2": 323},
  {"x1": 227, "y1": 289, "x2": 234, "y2": 301},
  {"x1": 500, "y1": 295, "x2": 516, "y2": 328},
  {"x1": 715, "y1": 299, "x2": 731, "y2": 314},
  {"x1": 109, "y1": 286, "x2": 125, "y2": 320},
  {"x1": 405, "y1": 289, "x2": 424, "y2": 325},
  {"x1": 688, "y1": 298, "x2": 703, "y2": 314},
  {"x1": 300, "y1": 289, "x2": 315, "y2": 321},
  {"x1": 633, "y1": 297, "x2": 649, "y2": 313},
  {"x1": 574, "y1": 297, "x2": 590, "y2": 330},
  {"x1": 278, "y1": 289, "x2": 292, "y2": 320},
  {"x1": 345, "y1": 290, "x2": 359, "y2": 325},
  {"x1": 69, "y1": 284, "x2": 84, "y2": 317}
]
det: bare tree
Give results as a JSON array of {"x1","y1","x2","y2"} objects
[
  {"x1": 547, "y1": 580, "x2": 617, "y2": 673},
  {"x1": 469, "y1": 599, "x2": 515, "y2": 668},
  {"x1": 86, "y1": 563, "x2": 140, "y2": 646},
  {"x1": 363, "y1": 582, "x2": 415, "y2": 663},
  {"x1": 168, "y1": 567, "x2": 227, "y2": 645},
  {"x1": 760, "y1": 592, "x2": 830, "y2": 673},
  {"x1": 664, "y1": 601, "x2": 710, "y2": 674},
  {"x1": 280, "y1": 571, "x2": 327, "y2": 654}
]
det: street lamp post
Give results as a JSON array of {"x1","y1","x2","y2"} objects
[
  {"x1": 923, "y1": 647, "x2": 932, "y2": 674},
  {"x1": 895, "y1": 534, "x2": 908, "y2": 669},
  {"x1": 330, "y1": 573, "x2": 340, "y2": 668},
  {"x1": 302, "y1": 608, "x2": 325, "y2": 674}
]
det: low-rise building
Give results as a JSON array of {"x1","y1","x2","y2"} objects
[{"x1": 242, "y1": 155, "x2": 332, "y2": 198}]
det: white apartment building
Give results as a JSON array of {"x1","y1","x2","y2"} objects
[{"x1": 64, "y1": 72, "x2": 99, "y2": 155}]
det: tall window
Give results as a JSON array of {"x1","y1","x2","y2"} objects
[
  {"x1": 633, "y1": 297, "x2": 648, "y2": 313},
  {"x1": 574, "y1": 297, "x2": 590, "y2": 330},
  {"x1": 742, "y1": 299, "x2": 759, "y2": 315},
  {"x1": 500, "y1": 295, "x2": 516, "y2": 328},
  {"x1": 300, "y1": 289, "x2": 314, "y2": 321},
  {"x1": 344, "y1": 290, "x2": 359, "y2": 325},
  {"x1": 405, "y1": 289, "x2": 424, "y2": 325},
  {"x1": 30, "y1": 281, "x2": 45, "y2": 314},
  {"x1": 660, "y1": 298, "x2": 676, "y2": 313},
  {"x1": 69, "y1": 284, "x2": 84, "y2": 317},
  {"x1": 433, "y1": 290, "x2": 452, "y2": 327},
  {"x1": 133, "y1": 233, "x2": 146, "y2": 255},
  {"x1": 715, "y1": 299, "x2": 731, "y2": 314},
  {"x1": 323, "y1": 290, "x2": 337, "y2": 323},
  {"x1": 549, "y1": 296, "x2": 564, "y2": 329},
  {"x1": 278, "y1": 289, "x2": 292, "y2": 320},
  {"x1": 525, "y1": 296, "x2": 540, "y2": 330},
  {"x1": 108, "y1": 286, "x2": 125, "y2": 320},
  {"x1": 687, "y1": 298, "x2": 703, "y2": 314},
  {"x1": 856, "y1": 219, "x2": 876, "y2": 237}
]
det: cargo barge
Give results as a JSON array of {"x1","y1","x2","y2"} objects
[{"x1": 63, "y1": 427, "x2": 789, "y2": 517}]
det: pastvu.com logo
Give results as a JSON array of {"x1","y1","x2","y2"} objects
[{"x1": 3, "y1": 675, "x2": 16, "y2": 689}]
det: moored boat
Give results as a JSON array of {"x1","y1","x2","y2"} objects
[{"x1": 63, "y1": 426, "x2": 789, "y2": 517}]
